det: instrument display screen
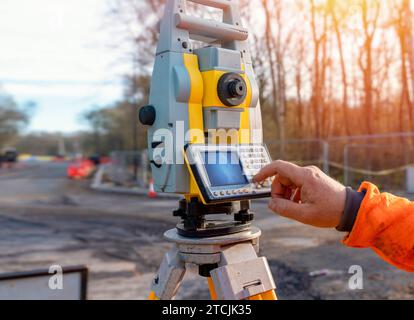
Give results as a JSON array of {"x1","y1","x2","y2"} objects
[
  {"x1": 202, "y1": 151, "x2": 248, "y2": 187},
  {"x1": 185, "y1": 144, "x2": 272, "y2": 204}
]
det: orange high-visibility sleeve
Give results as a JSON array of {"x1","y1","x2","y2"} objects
[{"x1": 343, "y1": 182, "x2": 414, "y2": 272}]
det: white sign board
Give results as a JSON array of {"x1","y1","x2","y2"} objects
[{"x1": 0, "y1": 266, "x2": 87, "y2": 300}]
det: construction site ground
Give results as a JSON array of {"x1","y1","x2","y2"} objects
[{"x1": 0, "y1": 161, "x2": 413, "y2": 300}]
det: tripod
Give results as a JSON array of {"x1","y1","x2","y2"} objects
[{"x1": 148, "y1": 201, "x2": 277, "y2": 300}]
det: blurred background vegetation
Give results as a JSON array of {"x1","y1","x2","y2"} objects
[{"x1": 1, "y1": 0, "x2": 414, "y2": 174}]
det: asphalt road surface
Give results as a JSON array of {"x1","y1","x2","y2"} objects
[{"x1": 0, "y1": 162, "x2": 413, "y2": 300}]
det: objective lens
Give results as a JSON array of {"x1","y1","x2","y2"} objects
[
  {"x1": 228, "y1": 80, "x2": 246, "y2": 98},
  {"x1": 217, "y1": 72, "x2": 248, "y2": 106}
]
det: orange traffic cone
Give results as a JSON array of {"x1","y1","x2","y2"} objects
[{"x1": 148, "y1": 179, "x2": 157, "y2": 198}]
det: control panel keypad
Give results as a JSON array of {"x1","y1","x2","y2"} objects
[{"x1": 238, "y1": 145, "x2": 273, "y2": 194}]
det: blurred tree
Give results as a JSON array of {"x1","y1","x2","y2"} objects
[
  {"x1": 80, "y1": 74, "x2": 151, "y2": 156},
  {"x1": 0, "y1": 90, "x2": 30, "y2": 148},
  {"x1": 328, "y1": 0, "x2": 350, "y2": 136},
  {"x1": 99, "y1": 0, "x2": 414, "y2": 173},
  {"x1": 260, "y1": 0, "x2": 290, "y2": 153},
  {"x1": 398, "y1": 0, "x2": 414, "y2": 132},
  {"x1": 16, "y1": 132, "x2": 66, "y2": 156},
  {"x1": 310, "y1": 0, "x2": 329, "y2": 139},
  {"x1": 357, "y1": 0, "x2": 381, "y2": 134}
]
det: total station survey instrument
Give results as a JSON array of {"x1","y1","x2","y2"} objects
[{"x1": 139, "y1": 0, "x2": 277, "y2": 300}]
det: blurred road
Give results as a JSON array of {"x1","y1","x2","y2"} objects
[{"x1": 0, "y1": 162, "x2": 413, "y2": 300}]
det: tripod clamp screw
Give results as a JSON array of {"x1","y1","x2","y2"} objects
[{"x1": 234, "y1": 211, "x2": 254, "y2": 223}]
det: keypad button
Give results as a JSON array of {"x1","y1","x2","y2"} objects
[{"x1": 263, "y1": 180, "x2": 271, "y2": 188}]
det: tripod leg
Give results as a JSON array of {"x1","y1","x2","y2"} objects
[
  {"x1": 249, "y1": 290, "x2": 278, "y2": 300},
  {"x1": 149, "y1": 246, "x2": 186, "y2": 300},
  {"x1": 207, "y1": 277, "x2": 218, "y2": 300},
  {"x1": 210, "y1": 243, "x2": 277, "y2": 300}
]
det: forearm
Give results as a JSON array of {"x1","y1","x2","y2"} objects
[{"x1": 340, "y1": 182, "x2": 414, "y2": 272}]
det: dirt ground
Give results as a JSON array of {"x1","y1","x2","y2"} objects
[{"x1": 0, "y1": 162, "x2": 413, "y2": 300}]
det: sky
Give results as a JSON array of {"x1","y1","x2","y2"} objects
[{"x1": 0, "y1": 0, "x2": 130, "y2": 133}]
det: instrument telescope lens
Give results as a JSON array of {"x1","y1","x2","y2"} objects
[
  {"x1": 228, "y1": 80, "x2": 246, "y2": 98},
  {"x1": 217, "y1": 73, "x2": 248, "y2": 107}
]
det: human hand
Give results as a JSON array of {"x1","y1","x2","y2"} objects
[{"x1": 253, "y1": 160, "x2": 347, "y2": 228}]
